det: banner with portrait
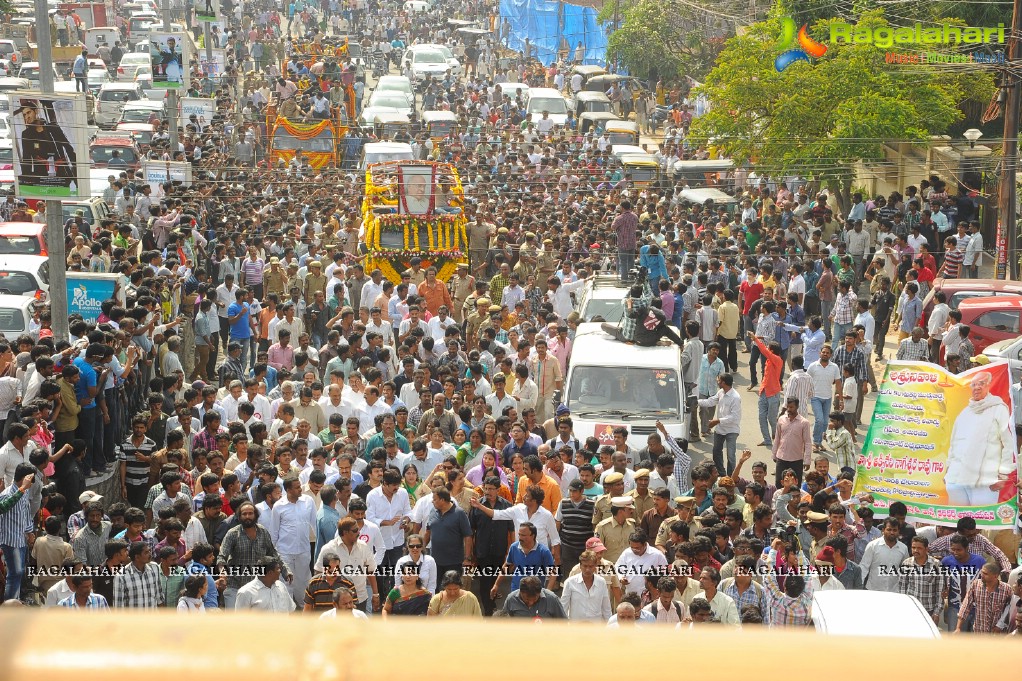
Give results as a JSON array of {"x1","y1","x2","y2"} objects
[
  {"x1": 196, "y1": 0, "x2": 220, "y2": 23},
  {"x1": 852, "y1": 360, "x2": 1019, "y2": 529},
  {"x1": 8, "y1": 92, "x2": 90, "y2": 199},
  {"x1": 150, "y1": 32, "x2": 188, "y2": 90},
  {"x1": 200, "y1": 48, "x2": 227, "y2": 77},
  {"x1": 143, "y1": 160, "x2": 193, "y2": 194},
  {"x1": 180, "y1": 97, "x2": 215, "y2": 129}
]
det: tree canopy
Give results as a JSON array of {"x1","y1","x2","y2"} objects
[{"x1": 690, "y1": 10, "x2": 995, "y2": 212}]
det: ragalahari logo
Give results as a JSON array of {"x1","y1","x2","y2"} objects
[{"x1": 775, "y1": 17, "x2": 828, "y2": 71}]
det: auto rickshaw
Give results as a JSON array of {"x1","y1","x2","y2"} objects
[
  {"x1": 374, "y1": 111, "x2": 411, "y2": 141},
  {"x1": 572, "y1": 90, "x2": 613, "y2": 118},
  {"x1": 422, "y1": 110, "x2": 457, "y2": 141},
  {"x1": 670, "y1": 159, "x2": 735, "y2": 188},
  {"x1": 619, "y1": 153, "x2": 660, "y2": 188},
  {"x1": 605, "y1": 120, "x2": 640, "y2": 146},
  {"x1": 579, "y1": 111, "x2": 621, "y2": 135}
]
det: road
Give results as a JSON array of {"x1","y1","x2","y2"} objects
[{"x1": 686, "y1": 343, "x2": 880, "y2": 483}]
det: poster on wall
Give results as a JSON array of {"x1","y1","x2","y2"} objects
[
  {"x1": 149, "y1": 32, "x2": 188, "y2": 89},
  {"x1": 200, "y1": 48, "x2": 227, "y2": 77},
  {"x1": 8, "y1": 92, "x2": 90, "y2": 199},
  {"x1": 852, "y1": 360, "x2": 1019, "y2": 529}
]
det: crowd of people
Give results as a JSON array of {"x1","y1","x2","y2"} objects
[{"x1": 0, "y1": 0, "x2": 1017, "y2": 632}]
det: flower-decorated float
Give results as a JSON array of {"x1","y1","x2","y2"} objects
[{"x1": 360, "y1": 160, "x2": 468, "y2": 283}]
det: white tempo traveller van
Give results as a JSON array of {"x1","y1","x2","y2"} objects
[{"x1": 563, "y1": 323, "x2": 688, "y2": 452}]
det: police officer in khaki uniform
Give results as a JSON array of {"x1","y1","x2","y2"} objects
[
  {"x1": 264, "y1": 256, "x2": 287, "y2": 299},
  {"x1": 627, "y1": 469, "x2": 655, "y2": 519},
  {"x1": 303, "y1": 261, "x2": 328, "y2": 307},
  {"x1": 514, "y1": 231, "x2": 539, "y2": 280},
  {"x1": 449, "y1": 262, "x2": 475, "y2": 324},
  {"x1": 464, "y1": 297, "x2": 490, "y2": 351},
  {"x1": 594, "y1": 496, "x2": 636, "y2": 563},
  {"x1": 461, "y1": 280, "x2": 489, "y2": 323},
  {"x1": 592, "y1": 472, "x2": 627, "y2": 526},
  {"x1": 654, "y1": 496, "x2": 700, "y2": 553},
  {"x1": 537, "y1": 238, "x2": 558, "y2": 282}
]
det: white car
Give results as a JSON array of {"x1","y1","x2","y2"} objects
[
  {"x1": 404, "y1": 0, "x2": 429, "y2": 10},
  {"x1": 0, "y1": 255, "x2": 49, "y2": 301},
  {"x1": 812, "y1": 591, "x2": 941, "y2": 638},
  {"x1": 576, "y1": 276, "x2": 630, "y2": 323},
  {"x1": 422, "y1": 43, "x2": 462, "y2": 77},
  {"x1": 0, "y1": 113, "x2": 9, "y2": 140},
  {"x1": 526, "y1": 87, "x2": 569, "y2": 127},
  {"x1": 0, "y1": 139, "x2": 12, "y2": 170},
  {"x1": 17, "y1": 62, "x2": 59, "y2": 88},
  {"x1": 0, "y1": 294, "x2": 38, "y2": 340},
  {"x1": 375, "y1": 75, "x2": 414, "y2": 105},
  {"x1": 117, "y1": 53, "x2": 152, "y2": 81},
  {"x1": 403, "y1": 46, "x2": 451, "y2": 86},
  {"x1": 367, "y1": 90, "x2": 414, "y2": 117}
]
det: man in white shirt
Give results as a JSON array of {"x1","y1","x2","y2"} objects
[
  {"x1": 234, "y1": 558, "x2": 297, "y2": 612},
  {"x1": 615, "y1": 531, "x2": 668, "y2": 596},
  {"x1": 365, "y1": 469, "x2": 412, "y2": 596},
  {"x1": 695, "y1": 373, "x2": 743, "y2": 476},
  {"x1": 267, "y1": 478, "x2": 317, "y2": 606},
  {"x1": 313, "y1": 515, "x2": 381, "y2": 612},
  {"x1": 470, "y1": 486, "x2": 561, "y2": 564},
  {"x1": 859, "y1": 518, "x2": 910, "y2": 592},
  {"x1": 559, "y1": 549, "x2": 612, "y2": 620}
]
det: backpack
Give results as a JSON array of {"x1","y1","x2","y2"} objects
[{"x1": 650, "y1": 599, "x2": 683, "y2": 620}]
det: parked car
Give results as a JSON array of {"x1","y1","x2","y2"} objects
[
  {"x1": 0, "y1": 294, "x2": 38, "y2": 340},
  {"x1": 955, "y1": 295, "x2": 1022, "y2": 355},
  {"x1": 811, "y1": 591, "x2": 940, "y2": 638},
  {"x1": 90, "y1": 134, "x2": 142, "y2": 170},
  {"x1": 0, "y1": 255, "x2": 49, "y2": 300},
  {"x1": 17, "y1": 61, "x2": 60, "y2": 88},
  {"x1": 0, "y1": 222, "x2": 47, "y2": 256},
  {"x1": 921, "y1": 278, "x2": 1022, "y2": 327}
]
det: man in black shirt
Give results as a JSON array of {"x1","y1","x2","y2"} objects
[
  {"x1": 469, "y1": 476, "x2": 513, "y2": 615},
  {"x1": 870, "y1": 276, "x2": 896, "y2": 359}
]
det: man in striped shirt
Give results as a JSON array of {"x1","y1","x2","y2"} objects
[
  {"x1": 120, "y1": 416, "x2": 158, "y2": 509},
  {"x1": 555, "y1": 479, "x2": 594, "y2": 576},
  {"x1": 0, "y1": 463, "x2": 36, "y2": 601},
  {"x1": 763, "y1": 545, "x2": 815, "y2": 627}
]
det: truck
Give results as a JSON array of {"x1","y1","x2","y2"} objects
[
  {"x1": 359, "y1": 160, "x2": 468, "y2": 283},
  {"x1": 265, "y1": 39, "x2": 357, "y2": 169}
]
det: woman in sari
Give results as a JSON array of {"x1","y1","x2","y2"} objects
[
  {"x1": 427, "y1": 570, "x2": 482, "y2": 617},
  {"x1": 402, "y1": 463, "x2": 425, "y2": 505},
  {"x1": 457, "y1": 428, "x2": 488, "y2": 470},
  {"x1": 506, "y1": 451, "x2": 526, "y2": 499},
  {"x1": 382, "y1": 564, "x2": 432, "y2": 617}
]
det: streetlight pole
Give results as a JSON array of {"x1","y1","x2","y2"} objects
[
  {"x1": 34, "y1": 0, "x2": 69, "y2": 340},
  {"x1": 162, "y1": 0, "x2": 179, "y2": 156},
  {"x1": 999, "y1": 0, "x2": 1022, "y2": 280}
]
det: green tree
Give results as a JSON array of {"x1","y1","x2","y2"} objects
[
  {"x1": 600, "y1": 0, "x2": 731, "y2": 81},
  {"x1": 691, "y1": 11, "x2": 994, "y2": 213}
]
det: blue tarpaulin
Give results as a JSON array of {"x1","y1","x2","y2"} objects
[{"x1": 499, "y1": 0, "x2": 608, "y2": 66}]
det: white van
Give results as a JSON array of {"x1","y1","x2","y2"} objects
[
  {"x1": 563, "y1": 323, "x2": 687, "y2": 451},
  {"x1": 360, "y1": 141, "x2": 413, "y2": 170},
  {"x1": 525, "y1": 86, "x2": 568, "y2": 127},
  {"x1": 811, "y1": 591, "x2": 941, "y2": 638}
]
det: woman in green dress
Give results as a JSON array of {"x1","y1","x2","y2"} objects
[{"x1": 382, "y1": 564, "x2": 431, "y2": 617}]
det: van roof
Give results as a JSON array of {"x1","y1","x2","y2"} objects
[
  {"x1": 364, "y1": 142, "x2": 413, "y2": 152},
  {"x1": 678, "y1": 188, "x2": 738, "y2": 205},
  {"x1": 812, "y1": 591, "x2": 940, "y2": 638},
  {"x1": 569, "y1": 323, "x2": 681, "y2": 369},
  {"x1": 527, "y1": 87, "x2": 563, "y2": 98}
]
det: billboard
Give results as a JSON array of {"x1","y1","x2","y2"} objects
[
  {"x1": 196, "y1": 0, "x2": 220, "y2": 22},
  {"x1": 8, "y1": 92, "x2": 90, "y2": 199},
  {"x1": 143, "y1": 160, "x2": 193, "y2": 193},
  {"x1": 200, "y1": 48, "x2": 227, "y2": 77},
  {"x1": 149, "y1": 32, "x2": 188, "y2": 90},
  {"x1": 180, "y1": 97, "x2": 215, "y2": 129},
  {"x1": 852, "y1": 360, "x2": 1019, "y2": 529}
]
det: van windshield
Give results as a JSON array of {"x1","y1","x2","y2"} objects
[
  {"x1": 567, "y1": 366, "x2": 680, "y2": 416},
  {"x1": 528, "y1": 96, "x2": 567, "y2": 115}
]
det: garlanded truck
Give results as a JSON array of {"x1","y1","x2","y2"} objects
[{"x1": 360, "y1": 160, "x2": 468, "y2": 282}]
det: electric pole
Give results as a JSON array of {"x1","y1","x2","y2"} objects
[
  {"x1": 34, "y1": 0, "x2": 69, "y2": 340},
  {"x1": 162, "y1": 0, "x2": 179, "y2": 158},
  {"x1": 999, "y1": 0, "x2": 1022, "y2": 280}
]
